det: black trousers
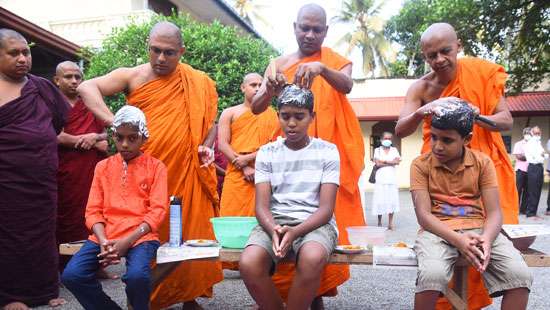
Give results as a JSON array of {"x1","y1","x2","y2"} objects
[
  {"x1": 526, "y1": 163, "x2": 543, "y2": 217},
  {"x1": 516, "y1": 169, "x2": 529, "y2": 213}
]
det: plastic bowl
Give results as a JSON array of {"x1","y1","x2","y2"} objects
[
  {"x1": 346, "y1": 226, "x2": 387, "y2": 246},
  {"x1": 210, "y1": 217, "x2": 258, "y2": 249}
]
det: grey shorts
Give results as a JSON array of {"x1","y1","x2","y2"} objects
[
  {"x1": 245, "y1": 214, "x2": 337, "y2": 273},
  {"x1": 414, "y1": 229, "x2": 532, "y2": 297}
]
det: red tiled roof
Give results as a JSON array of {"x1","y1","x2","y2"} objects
[
  {"x1": 349, "y1": 92, "x2": 550, "y2": 120},
  {"x1": 506, "y1": 92, "x2": 550, "y2": 116}
]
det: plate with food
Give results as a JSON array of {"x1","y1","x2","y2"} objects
[
  {"x1": 335, "y1": 245, "x2": 367, "y2": 254},
  {"x1": 392, "y1": 241, "x2": 411, "y2": 248},
  {"x1": 184, "y1": 239, "x2": 218, "y2": 247}
]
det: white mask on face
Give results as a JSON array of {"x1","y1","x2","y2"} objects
[
  {"x1": 381, "y1": 140, "x2": 392, "y2": 147},
  {"x1": 533, "y1": 135, "x2": 541, "y2": 141},
  {"x1": 524, "y1": 135, "x2": 531, "y2": 141}
]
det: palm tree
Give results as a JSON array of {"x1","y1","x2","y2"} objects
[
  {"x1": 231, "y1": 0, "x2": 272, "y2": 30},
  {"x1": 332, "y1": 0, "x2": 393, "y2": 77}
]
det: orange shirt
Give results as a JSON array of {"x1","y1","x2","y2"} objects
[
  {"x1": 410, "y1": 148, "x2": 498, "y2": 230},
  {"x1": 86, "y1": 153, "x2": 168, "y2": 245}
]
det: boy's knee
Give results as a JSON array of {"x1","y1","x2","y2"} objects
[
  {"x1": 239, "y1": 247, "x2": 271, "y2": 277},
  {"x1": 124, "y1": 268, "x2": 150, "y2": 286},
  {"x1": 61, "y1": 267, "x2": 84, "y2": 286},
  {"x1": 417, "y1": 261, "x2": 450, "y2": 290},
  {"x1": 297, "y1": 243, "x2": 328, "y2": 273}
]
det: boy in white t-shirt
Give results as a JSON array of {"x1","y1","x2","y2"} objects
[{"x1": 239, "y1": 85, "x2": 340, "y2": 310}]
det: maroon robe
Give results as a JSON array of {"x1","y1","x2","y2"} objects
[
  {"x1": 0, "y1": 75, "x2": 69, "y2": 307},
  {"x1": 56, "y1": 98, "x2": 105, "y2": 270}
]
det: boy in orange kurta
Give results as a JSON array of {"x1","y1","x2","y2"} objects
[
  {"x1": 62, "y1": 106, "x2": 168, "y2": 310},
  {"x1": 395, "y1": 23, "x2": 518, "y2": 310},
  {"x1": 250, "y1": 4, "x2": 365, "y2": 304},
  {"x1": 218, "y1": 73, "x2": 279, "y2": 217},
  {"x1": 77, "y1": 22, "x2": 223, "y2": 309}
]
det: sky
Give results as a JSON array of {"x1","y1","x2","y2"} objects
[{"x1": 232, "y1": 0, "x2": 405, "y2": 78}]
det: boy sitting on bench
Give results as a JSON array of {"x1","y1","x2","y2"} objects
[
  {"x1": 410, "y1": 98, "x2": 532, "y2": 309},
  {"x1": 239, "y1": 85, "x2": 339, "y2": 310},
  {"x1": 62, "y1": 106, "x2": 168, "y2": 310}
]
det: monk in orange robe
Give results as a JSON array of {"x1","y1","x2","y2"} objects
[
  {"x1": 395, "y1": 23, "x2": 518, "y2": 310},
  {"x1": 251, "y1": 4, "x2": 365, "y2": 307},
  {"x1": 77, "y1": 22, "x2": 222, "y2": 310},
  {"x1": 218, "y1": 73, "x2": 278, "y2": 217}
]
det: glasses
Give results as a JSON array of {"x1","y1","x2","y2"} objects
[{"x1": 148, "y1": 46, "x2": 178, "y2": 58}]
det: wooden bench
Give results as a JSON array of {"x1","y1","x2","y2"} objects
[{"x1": 59, "y1": 243, "x2": 550, "y2": 310}]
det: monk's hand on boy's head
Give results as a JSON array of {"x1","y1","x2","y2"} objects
[
  {"x1": 293, "y1": 61, "x2": 325, "y2": 89},
  {"x1": 455, "y1": 231, "x2": 485, "y2": 271},
  {"x1": 266, "y1": 73, "x2": 287, "y2": 97},
  {"x1": 242, "y1": 166, "x2": 255, "y2": 183},
  {"x1": 417, "y1": 97, "x2": 461, "y2": 117},
  {"x1": 198, "y1": 145, "x2": 215, "y2": 167},
  {"x1": 94, "y1": 140, "x2": 109, "y2": 153}
]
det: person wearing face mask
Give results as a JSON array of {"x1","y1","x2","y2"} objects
[
  {"x1": 524, "y1": 126, "x2": 547, "y2": 218},
  {"x1": 371, "y1": 132, "x2": 401, "y2": 230},
  {"x1": 512, "y1": 127, "x2": 531, "y2": 215}
]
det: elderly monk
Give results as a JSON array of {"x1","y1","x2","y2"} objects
[
  {"x1": 395, "y1": 23, "x2": 517, "y2": 310},
  {"x1": 251, "y1": 4, "x2": 365, "y2": 308},
  {"x1": 54, "y1": 61, "x2": 110, "y2": 274},
  {"x1": 218, "y1": 73, "x2": 278, "y2": 217},
  {"x1": 0, "y1": 29, "x2": 70, "y2": 310},
  {"x1": 77, "y1": 21, "x2": 222, "y2": 309}
]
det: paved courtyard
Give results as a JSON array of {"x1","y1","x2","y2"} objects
[{"x1": 37, "y1": 189, "x2": 550, "y2": 309}]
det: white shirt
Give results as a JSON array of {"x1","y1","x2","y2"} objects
[{"x1": 525, "y1": 137, "x2": 545, "y2": 164}]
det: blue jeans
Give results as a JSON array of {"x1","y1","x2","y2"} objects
[{"x1": 62, "y1": 240, "x2": 160, "y2": 310}]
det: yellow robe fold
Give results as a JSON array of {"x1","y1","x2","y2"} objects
[{"x1": 127, "y1": 63, "x2": 223, "y2": 309}]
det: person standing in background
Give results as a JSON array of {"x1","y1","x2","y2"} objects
[
  {"x1": 512, "y1": 127, "x2": 531, "y2": 215},
  {"x1": 371, "y1": 132, "x2": 401, "y2": 230}
]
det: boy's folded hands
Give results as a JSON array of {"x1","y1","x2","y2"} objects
[
  {"x1": 97, "y1": 238, "x2": 133, "y2": 267},
  {"x1": 455, "y1": 231, "x2": 491, "y2": 273},
  {"x1": 272, "y1": 225, "x2": 298, "y2": 258}
]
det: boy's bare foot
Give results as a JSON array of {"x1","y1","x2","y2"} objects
[
  {"x1": 311, "y1": 296, "x2": 324, "y2": 310},
  {"x1": 48, "y1": 298, "x2": 66, "y2": 307},
  {"x1": 96, "y1": 268, "x2": 119, "y2": 279},
  {"x1": 182, "y1": 300, "x2": 203, "y2": 310},
  {"x1": 3, "y1": 302, "x2": 29, "y2": 310}
]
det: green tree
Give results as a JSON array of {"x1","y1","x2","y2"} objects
[
  {"x1": 332, "y1": 0, "x2": 393, "y2": 77},
  {"x1": 385, "y1": 0, "x2": 549, "y2": 93},
  {"x1": 84, "y1": 12, "x2": 277, "y2": 113}
]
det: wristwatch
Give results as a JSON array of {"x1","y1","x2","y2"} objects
[{"x1": 139, "y1": 226, "x2": 146, "y2": 234}]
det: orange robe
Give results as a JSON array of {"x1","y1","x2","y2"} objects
[
  {"x1": 127, "y1": 63, "x2": 223, "y2": 309},
  {"x1": 273, "y1": 47, "x2": 366, "y2": 299},
  {"x1": 219, "y1": 107, "x2": 279, "y2": 216},
  {"x1": 420, "y1": 57, "x2": 519, "y2": 310}
]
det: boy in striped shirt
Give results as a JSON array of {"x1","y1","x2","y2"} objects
[{"x1": 240, "y1": 85, "x2": 339, "y2": 309}]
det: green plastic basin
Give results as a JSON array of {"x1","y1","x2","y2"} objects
[{"x1": 210, "y1": 216, "x2": 258, "y2": 249}]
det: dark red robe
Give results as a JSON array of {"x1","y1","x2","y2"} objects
[
  {"x1": 0, "y1": 75, "x2": 69, "y2": 307},
  {"x1": 56, "y1": 98, "x2": 106, "y2": 270}
]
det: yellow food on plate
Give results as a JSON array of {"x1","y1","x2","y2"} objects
[
  {"x1": 341, "y1": 245, "x2": 362, "y2": 250},
  {"x1": 393, "y1": 241, "x2": 408, "y2": 248},
  {"x1": 196, "y1": 239, "x2": 206, "y2": 243}
]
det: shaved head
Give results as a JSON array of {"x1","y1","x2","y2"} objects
[
  {"x1": 242, "y1": 72, "x2": 262, "y2": 84},
  {"x1": 55, "y1": 61, "x2": 81, "y2": 76},
  {"x1": 0, "y1": 28, "x2": 27, "y2": 49},
  {"x1": 149, "y1": 21, "x2": 183, "y2": 47},
  {"x1": 420, "y1": 23, "x2": 458, "y2": 47},
  {"x1": 297, "y1": 3, "x2": 326, "y2": 25}
]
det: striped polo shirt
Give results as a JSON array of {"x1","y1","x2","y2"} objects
[{"x1": 255, "y1": 137, "x2": 340, "y2": 228}]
